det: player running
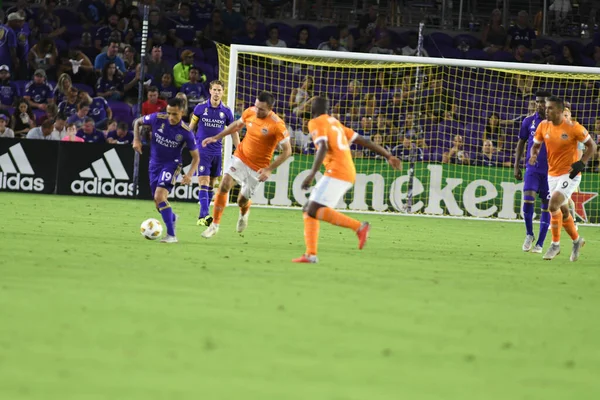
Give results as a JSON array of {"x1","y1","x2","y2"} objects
[
  {"x1": 188, "y1": 80, "x2": 235, "y2": 227},
  {"x1": 200, "y1": 91, "x2": 292, "y2": 238},
  {"x1": 514, "y1": 90, "x2": 551, "y2": 253},
  {"x1": 132, "y1": 97, "x2": 200, "y2": 243},
  {"x1": 529, "y1": 96, "x2": 597, "y2": 261},
  {"x1": 292, "y1": 97, "x2": 402, "y2": 263}
]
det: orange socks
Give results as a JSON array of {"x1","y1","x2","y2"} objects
[
  {"x1": 303, "y1": 212, "x2": 319, "y2": 256},
  {"x1": 212, "y1": 192, "x2": 228, "y2": 224},
  {"x1": 315, "y1": 207, "x2": 361, "y2": 231},
  {"x1": 550, "y1": 209, "x2": 562, "y2": 243},
  {"x1": 562, "y1": 214, "x2": 579, "y2": 241},
  {"x1": 240, "y1": 200, "x2": 252, "y2": 216}
]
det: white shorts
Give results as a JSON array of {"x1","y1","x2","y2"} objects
[
  {"x1": 548, "y1": 173, "x2": 581, "y2": 202},
  {"x1": 226, "y1": 156, "x2": 262, "y2": 199},
  {"x1": 308, "y1": 176, "x2": 353, "y2": 208}
]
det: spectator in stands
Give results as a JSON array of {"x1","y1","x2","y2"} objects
[
  {"x1": 399, "y1": 113, "x2": 425, "y2": 147},
  {"x1": 54, "y1": 74, "x2": 72, "y2": 105},
  {"x1": 558, "y1": 43, "x2": 583, "y2": 66},
  {"x1": 59, "y1": 49, "x2": 95, "y2": 86},
  {"x1": 28, "y1": 38, "x2": 58, "y2": 81},
  {"x1": 483, "y1": 112, "x2": 507, "y2": 150},
  {"x1": 233, "y1": 17, "x2": 263, "y2": 46},
  {"x1": 26, "y1": 119, "x2": 59, "y2": 140},
  {"x1": 143, "y1": 86, "x2": 167, "y2": 115},
  {"x1": 180, "y1": 66, "x2": 208, "y2": 112},
  {"x1": 442, "y1": 135, "x2": 470, "y2": 165},
  {"x1": 356, "y1": 116, "x2": 375, "y2": 141},
  {"x1": 6, "y1": 0, "x2": 34, "y2": 22},
  {"x1": 289, "y1": 76, "x2": 314, "y2": 116},
  {"x1": 481, "y1": 9, "x2": 507, "y2": 54},
  {"x1": 370, "y1": 34, "x2": 394, "y2": 55},
  {"x1": 147, "y1": 8, "x2": 169, "y2": 48},
  {"x1": 392, "y1": 135, "x2": 424, "y2": 162},
  {"x1": 24, "y1": 69, "x2": 54, "y2": 111},
  {"x1": 473, "y1": 139, "x2": 511, "y2": 167},
  {"x1": 513, "y1": 44, "x2": 530, "y2": 63},
  {"x1": 338, "y1": 24, "x2": 355, "y2": 52},
  {"x1": 123, "y1": 64, "x2": 146, "y2": 104},
  {"x1": 360, "y1": 94, "x2": 379, "y2": 119},
  {"x1": 531, "y1": 43, "x2": 556, "y2": 64},
  {"x1": 76, "y1": 118, "x2": 105, "y2": 143},
  {"x1": 169, "y1": 2, "x2": 199, "y2": 48},
  {"x1": 266, "y1": 26, "x2": 287, "y2": 48},
  {"x1": 220, "y1": 0, "x2": 243, "y2": 34},
  {"x1": 78, "y1": 92, "x2": 112, "y2": 130},
  {"x1": 107, "y1": 122, "x2": 134, "y2": 144},
  {"x1": 173, "y1": 50, "x2": 206, "y2": 88},
  {"x1": 77, "y1": 32, "x2": 99, "y2": 63},
  {"x1": 363, "y1": 133, "x2": 391, "y2": 159},
  {"x1": 0, "y1": 65, "x2": 18, "y2": 111},
  {"x1": 67, "y1": 101, "x2": 91, "y2": 128},
  {"x1": 506, "y1": 10, "x2": 536, "y2": 51},
  {"x1": 294, "y1": 27, "x2": 313, "y2": 49},
  {"x1": 376, "y1": 114, "x2": 399, "y2": 147},
  {"x1": 0, "y1": 114, "x2": 15, "y2": 138},
  {"x1": 0, "y1": 21, "x2": 18, "y2": 72},
  {"x1": 358, "y1": 4, "x2": 378, "y2": 38},
  {"x1": 78, "y1": 0, "x2": 108, "y2": 26},
  {"x1": 95, "y1": 40, "x2": 126, "y2": 74},
  {"x1": 158, "y1": 73, "x2": 178, "y2": 100},
  {"x1": 333, "y1": 80, "x2": 361, "y2": 119},
  {"x1": 193, "y1": 0, "x2": 215, "y2": 28},
  {"x1": 58, "y1": 87, "x2": 79, "y2": 117},
  {"x1": 32, "y1": 0, "x2": 65, "y2": 40},
  {"x1": 399, "y1": 32, "x2": 429, "y2": 57},
  {"x1": 122, "y1": 45, "x2": 138, "y2": 72},
  {"x1": 513, "y1": 74, "x2": 534, "y2": 96},
  {"x1": 102, "y1": 119, "x2": 116, "y2": 136},
  {"x1": 6, "y1": 12, "x2": 29, "y2": 79},
  {"x1": 96, "y1": 61, "x2": 124, "y2": 101},
  {"x1": 95, "y1": 12, "x2": 124, "y2": 52},
  {"x1": 125, "y1": 16, "x2": 144, "y2": 52},
  {"x1": 318, "y1": 35, "x2": 348, "y2": 51},
  {"x1": 11, "y1": 98, "x2": 36, "y2": 137},
  {"x1": 146, "y1": 46, "x2": 170, "y2": 85},
  {"x1": 50, "y1": 113, "x2": 67, "y2": 139},
  {"x1": 61, "y1": 122, "x2": 84, "y2": 142},
  {"x1": 202, "y1": 9, "x2": 231, "y2": 46},
  {"x1": 40, "y1": 103, "x2": 59, "y2": 124},
  {"x1": 176, "y1": 92, "x2": 189, "y2": 119}
]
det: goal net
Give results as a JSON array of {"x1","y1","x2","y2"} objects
[{"x1": 216, "y1": 43, "x2": 600, "y2": 224}]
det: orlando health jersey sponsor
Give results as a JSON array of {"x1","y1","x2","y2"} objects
[
  {"x1": 192, "y1": 100, "x2": 234, "y2": 155},
  {"x1": 143, "y1": 112, "x2": 197, "y2": 165},
  {"x1": 519, "y1": 112, "x2": 547, "y2": 173}
]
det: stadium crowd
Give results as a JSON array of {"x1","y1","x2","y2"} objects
[{"x1": 0, "y1": 0, "x2": 599, "y2": 168}]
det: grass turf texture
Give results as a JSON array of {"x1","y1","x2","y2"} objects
[{"x1": 1, "y1": 193, "x2": 599, "y2": 400}]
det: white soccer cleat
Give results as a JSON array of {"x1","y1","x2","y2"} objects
[
  {"x1": 160, "y1": 235, "x2": 178, "y2": 243},
  {"x1": 543, "y1": 243, "x2": 561, "y2": 260},
  {"x1": 530, "y1": 244, "x2": 543, "y2": 254},
  {"x1": 522, "y1": 235, "x2": 535, "y2": 252},
  {"x1": 201, "y1": 224, "x2": 219, "y2": 239},
  {"x1": 570, "y1": 237, "x2": 585, "y2": 262},
  {"x1": 237, "y1": 211, "x2": 249, "y2": 233}
]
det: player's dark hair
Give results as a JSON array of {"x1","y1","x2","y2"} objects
[
  {"x1": 535, "y1": 90, "x2": 551, "y2": 98},
  {"x1": 117, "y1": 122, "x2": 129, "y2": 131},
  {"x1": 257, "y1": 91, "x2": 275, "y2": 107},
  {"x1": 209, "y1": 80, "x2": 224, "y2": 89},
  {"x1": 168, "y1": 97, "x2": 185, "y2": 110},
  {"x1": 311, "y1": 96, "x2": 329, "y2": 118},
  {"x1": 547, "y1": 95, "x2": 564, "y2": 109}
]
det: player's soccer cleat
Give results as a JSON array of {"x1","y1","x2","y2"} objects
[
  {"x1": 201, "y1": 224, "x2": 219, "y2": 238},
  {"x1": 356, "y1": 222, "x2": 371, "y2": 250},
  {"x1": 543, "y1": 243, "x2": 561, "y2": 260},
  {"x1": 292, "y1": 254, "x2": 319, "y2": 263},
  {"x1": 237, "y1": 211, "x2": 249, "y2": 233},
  {"x1": 531, "y1": 244, "x2": 543, "y2": 254},
  {"x1": 160, "y1": 235, "x2": 178, "y2": 243},
  {"x1": 570, "y1": 237, "x2": 585, "y2": 262},
  {"x1": 522, "y1": 235, "x2": 535, "y2": 252},
  {"x1": 197, "y1": 216, "x2": 213, "y2": 227}
]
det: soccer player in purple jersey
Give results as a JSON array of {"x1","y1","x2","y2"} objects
[
  {"x1": 188, "y1": 80, "x2": 235, "y2": 226},
  {"x1": 514, "y1": 90, "x2": 551, "y2": 253},
  {"x1": 133, "y1": 97, "x2": 200, "y2": 243}
]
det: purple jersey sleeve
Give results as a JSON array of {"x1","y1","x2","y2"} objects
[
  {"x1": 225, "y1": 106, "x2": 235, "y2": 125},
  {"x1": 518, "y1": 116, "x2": 530, "y2": 141},
  {"x1": 184, "y1": 129, "x2": 197, "y2": 151},
  {"x1": 143, "y1": 112, "x2": 157, "y2": 128},
  {"x1": 192, "y1": 103, "x2": 203, "y2": 117}
]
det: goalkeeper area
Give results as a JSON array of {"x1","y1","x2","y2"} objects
[{"x1": 2, "y1": 193, "x2": 600, "y2": 399}]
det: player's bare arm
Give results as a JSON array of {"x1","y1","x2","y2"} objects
[
  {"x1": 202, "y1": 119, "x2": 244, "y2": 147},
  {"x1": 258, "y1": 140, "x2": 292, "y2": 182},
  {"x1": 132, "y1": 117, "x2": 148, "y2": 154},
  {"x1": 354, "y1": 136, "x2": 402, "y2": 170},
  {"x1": 188, "y1": 115, "x2": 199, "y2": 132},
  {"x1": 513, "y1": 138, "x2": 527, "y2": 180},
  {"x1": 528, "y1": 142, "x2": 540, "y2": 165},
  {"x1": 301, "y1": 141, "x2": 328, "y2": 190},
  {"x1": 570, "y1": 137, "x2": 597, "y2": 178},
  {"x1": 232, "y1": 131, "x2": 240, "y2": 147},
  {"x1": 182, "y1": 149, "x2": 200, "y2": 185}
]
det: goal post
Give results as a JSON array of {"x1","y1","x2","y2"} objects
[{"x1": 216, "y1": 43, "x2": 600, "y2": 224}]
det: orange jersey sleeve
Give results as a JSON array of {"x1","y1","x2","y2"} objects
[
  {"x1": 308, "y1": 114, "x2": 357, "y2": 183},
  {"x1": 536, "y1": 120, "x2": 590, "y2": 176},
  {"x1": 234, "y1": 108, "x2": 289, "y2": 171}
]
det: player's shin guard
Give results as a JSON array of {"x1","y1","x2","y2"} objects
[
  {"x1": 550, "y1": 209, "x2": 563, "y2": 244},
  {"x1": 303, "y1": 212, "x2": 319, "y2": 256},
  {"x1": 198, "y1": 185, "x2": 212, "y2": 218},
  {"x1": 315, "y1": 207, "x2": 362, "y2": 231},
  {"x1": 537, "y1": 205, "x2": 550, "y2": 247},
  {"x1": 562, "y1": 214, "x2": 579, "y2": 241},
  {"x1": 212, "y1": 192, "x2": 227, "y2": 225},
  {"x1": 158, "y1": 201, "x2": 175, "y2": 236},
  {"x1": 523, "y1": 195, "x2": 535, "y2": 236}
]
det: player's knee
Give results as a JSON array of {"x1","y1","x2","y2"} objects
[
  {"x1": 306, "y1": 203, "x2": 320, "y2": 218},
  {"x1": 237, "y1": 196, "x2": 248, "y2": 208}
]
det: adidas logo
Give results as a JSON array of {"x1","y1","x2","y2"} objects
[
  {"x1": 71, "y1": 148, "x2": 136, "y2": 196},
  {"x1": 169, "y1": 163, "x2": 200, "y2": 200},
  {"x1": 0, "y1": 143, "x2": 44, "y2": 191}
]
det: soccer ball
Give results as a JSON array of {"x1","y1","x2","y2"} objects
[{"x1": 140, "y1": 218, "x2": 163, "y2": 240}]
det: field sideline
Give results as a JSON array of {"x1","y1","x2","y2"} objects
[{"x1": 1, "y1": 193, "x2": 599, "y2": 400}]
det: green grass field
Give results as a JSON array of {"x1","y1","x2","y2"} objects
[{"x1": 1, "y1": 193, "x2": 599, "y2": 400}]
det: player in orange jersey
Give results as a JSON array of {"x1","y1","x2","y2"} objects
[
  {"x1": 292, "y1": 97, "x2": 402, "y2": 263},
  {"x1": 530, "y1": 96, "x2": 597, "y2": 261},
  {"x1": 200, "y1": 92, "x2": 292, "y2": 238}
]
